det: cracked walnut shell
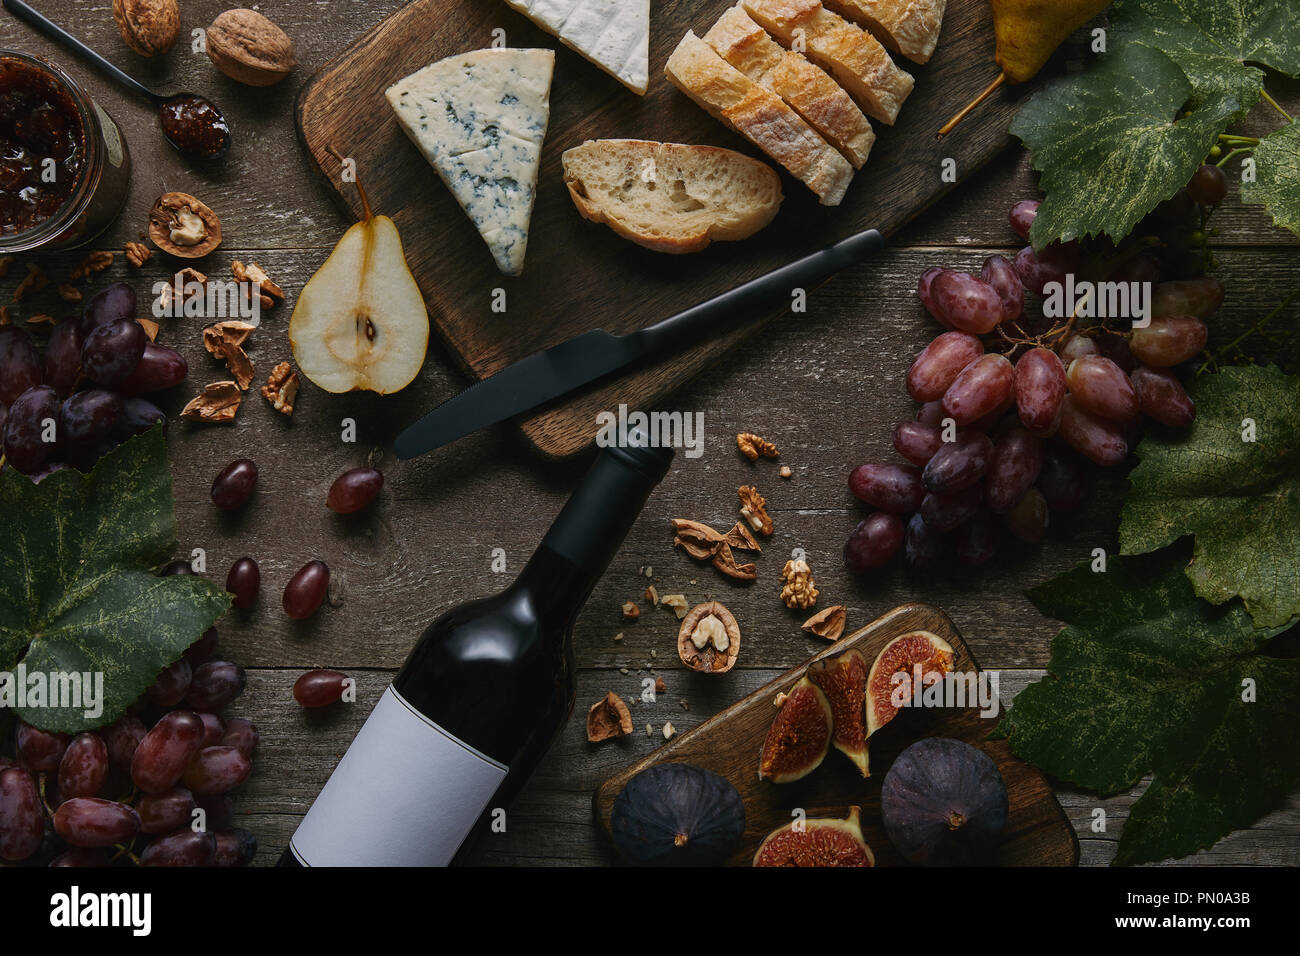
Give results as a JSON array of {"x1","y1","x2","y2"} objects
[
  {"x1": 802, "y1": 605, "x2": 846, "y2": 642},
  {"x1": 678, "y1": 602, "x2": 741, "y2": 674},
  {"x1": 232, "y1": 260, "x2": 285, "y2": 309},
  {"x1": 780, "y1": 559, "x2": 819, "y2": 610},
  {"x1": 149, "y1": 193, "x2": 222, "y2": 258},
  {"x1": 586, "y1": 692, "x2": 634, "y2": 743},
  {"x1": 182, "y1": 381, "x2": 242, "y2": 423}
]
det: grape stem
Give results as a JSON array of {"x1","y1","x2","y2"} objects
[
  {"x1": 1199, "y1": 286, "x2": 1300, "y2": 375},
  {"x1": 1216, "y1": 147, "x2": 1253, "y2": 169},
  {"x1": 1259, "y1": 90, "x2": 1293, "y2": 124}
]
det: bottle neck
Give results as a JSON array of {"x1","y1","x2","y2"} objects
[{"x1": 514, "y1": 444, "x2": 671, "y2": 625}]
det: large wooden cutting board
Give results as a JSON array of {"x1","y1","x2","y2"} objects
[
  {"x1": 297, "y1": 0, "x2": 1023, "y2": 458},
  {"x1": 594, "y1": 604, "x2": 1079, "y2": 866}
]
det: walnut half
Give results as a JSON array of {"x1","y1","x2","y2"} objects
[
  {"x1": 261, "y1": 362, "x2": 299, "y2": 416},
  {"x1": 738, "y1": 485, "x2": 774, "y2": 536},
  {"x1": 780, "y1": 558, "x2": 819, "y2": 610},
  {"x1": 677, "y1": 602, "x2": 741, "y2": 674},
  {"x1": 149, "y1": 192, "x2": 222, "y2": 259}
]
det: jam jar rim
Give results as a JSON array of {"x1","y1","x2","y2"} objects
[{"x1": 0, "y1": 50, "x2": 108, "y2": 254}]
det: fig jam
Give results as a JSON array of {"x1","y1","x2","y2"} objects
[{"x1": 0, "y1": 55, "x2": 85, "y2": 237}]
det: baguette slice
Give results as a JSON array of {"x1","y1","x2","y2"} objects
[
  {"x1": 665, "y1": 32, "x2": 854, "y2": 206},
  {"x1": 824, "y1": 0, "x2": 947, "y2": 64},
  {"x1": 503, "y1": 0, "x2": 650, "y2": 94},
  {"x1": 704, "y1": 4, "x2": 874, "y2": 168},
  {"x1": 562, "y1": 140, "x2": 783, "y2": 253},
  {"x1": 742, "y1": 0, "x2": 914, "y2": 124}
]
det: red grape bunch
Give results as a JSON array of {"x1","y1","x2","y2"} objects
[
  {"x1": 1, "y1": 282, "x2": 187, "y2": 481},
  {"x1": 0, "y1": 611, "x2": 258, "y2": 867},
  {"x1": 845, "y1": 177, "x2": 1225, "y2": 574}
]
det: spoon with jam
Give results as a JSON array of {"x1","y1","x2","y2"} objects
[{"x1": 3, "y1": 0, "x2": 231, "y2": 162}]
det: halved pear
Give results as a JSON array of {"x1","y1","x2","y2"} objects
[{"x1": 289, "y1": 172, "x2": 429, "y2": 394}]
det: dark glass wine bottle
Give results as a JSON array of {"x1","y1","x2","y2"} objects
[{"x1": 280, "y1": 433, "x2": 673, "y2": 866}]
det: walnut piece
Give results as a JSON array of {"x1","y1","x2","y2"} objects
[
  {"x1": 160, "y1": 268, "x2": 208, "y2": 312},
  {"x1": 738, "y1": 485, "x2": 773, "y2": 536},
  {"x1": 736, "y1": 432, "x2": 779, "y2": 461},
  {"x1": 622, "y1": 600, "x2": 640, "y2": 620},
  {"x1": 137, "y1": 318, "x2": 159, "y2": 341},
  {"x1": 802, "y1": 605, "x2": 846, "y2": 642},
  {"x1": 0, "y1": 306, "x2": 10, "y2": 325},
  {"x1": 644, "y1": 584, "x2": 658, "y2": 605},
  {"x1": 203, "y1": 321, "x2": 257, "y2": 390},
  {"x1": 13, "y1": 264, "x2": 47, "y2": 302},
  {"x1": 779, "y1": 465, "x2": 793, "y2": 479},
  {"x1": 69, "y1": 251, "x2": 113, "y2": 281},
  {"x1": 125, "y1": 240, "x2": 151, "y2": 267},
  {"x1": 58, "y1": 284, "x2": 82, "y2": 303},
  {"x1": 780, "y1": 558, "x2": 819, "y2": 610},
  {"x1": 181, "y1": 381, "x2": 242, "y2": 424},
  {"x1": 586, "y1": 692, "x2": 633, "y2": 743},
  {"x1": 662, "y1": 722, "x2": 676, "y2": 740},
  {"x1": 232, "y1": 260, "x2": 285, "y2": 309},
  {"x1": 654, "y1": 676, "x2": 666, "y2": 695},
  {"x1": 261, "y1": 361, "x2": 299, "y2": 415},
  {"x1": 677, "y1": 602, "x2": 741, "y2": 674},
  {"x1": 26, "y1": 313, "x2": 54, "y2": 327},
  {"x1": 660, "y1": 594, "x2": 689, "y2": 620}
]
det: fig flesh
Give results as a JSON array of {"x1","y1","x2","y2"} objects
[
  {"x1": 866, "y1": 630, "x2": 955, "y2": 735},
  {"x1": 806, "y1": 649, "x2": 869, "y2": 777},
  {"x1": 758, "y1": 676, "x2": 833, "y2": 784},
  {"x1": 881, "y1": 737, "x2": 1008, "y2": 866},
  {"x1": 753, "y1": 806, "x2": 875, "y2": 867},
  {"x1": 610, "y1": 763, "x2": 745, "y2": 866}
]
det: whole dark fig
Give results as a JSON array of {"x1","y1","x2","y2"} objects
[
  {"x1": 881, "y1": 737, "x2": 1008, "y2": 866},
  {"x1": 610, "y1": 764, "x2": 744, "y2": 866}
]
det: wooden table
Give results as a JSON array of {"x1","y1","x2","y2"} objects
[{"x1": 3, "y1": 1, "x2": 1296, "y2": 866}]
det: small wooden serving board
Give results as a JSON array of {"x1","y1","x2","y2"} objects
[
  {"x1": 594, "y1": 604, "x2": 1079, "y2": 866},
  {"x1": 297, "y1": 0, "x2": 1025, "y2": 457}
]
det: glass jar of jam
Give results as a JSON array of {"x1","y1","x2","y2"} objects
[{"x1": 0, "y1": 51, "x2": 131, "y2": 253}]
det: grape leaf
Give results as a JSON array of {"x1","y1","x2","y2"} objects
[
  {"x1": 1241, "y1": 122, "x2": 1300, "y2": 236},
  {"x1": 0, "y1": 429, "x2": 230, "y2": 733},
  {"x1": 1016, "y1": 43, "x2": 1236, "y2": 248},
  {"x1": 1119, "y1": 365, "x2": 1300, "y2": 628},
  {"x1": 994, "y1": 545, "x2": 1299, "y2": 865},
  {"x1": 1114, "y1": 0, "x2": 1300, "y2": 124}
]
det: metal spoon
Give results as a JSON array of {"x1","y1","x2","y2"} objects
[{"x1": 3, "y1": 0, "x2": 231, "y2": 162}]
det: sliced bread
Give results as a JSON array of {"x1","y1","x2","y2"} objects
[
  {"x1": 704, "y1": 4, "x2": 875, "y2": 168},
  {"x1": 742, "y1": 0, "x2": 914, "y2": 125},
  {"x1": 665, "y1": 31, "x2": 855, "y2": 206},
  {"x1": 562, "y1": 140, "x2": 783, "y2": 253},
  {"x1": 824, "y1": 0, "x2": 947, "y2": 64}
]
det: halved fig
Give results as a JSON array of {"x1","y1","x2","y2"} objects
[
  {"x1": 752, "y1": 806, "x2": 875, "y2": 867},
  {"x1": 866, "y1": 630, "x2": 955, "y2": 735},
  {"x1": 807, "y1": 648, "x2": 869, "y2": 777},
  {"x1": 758, "y1": 676, "x2": 832, "y2": 783}
]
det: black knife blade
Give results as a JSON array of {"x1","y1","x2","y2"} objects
[{"x1": 394, "y1": 228, "x2": 885, "y2": 459}]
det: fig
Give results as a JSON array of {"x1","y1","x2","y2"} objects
[
  {"x1": 758, "y1": 676, "x2": 833, "y2": 784},
  {"x1": 806, "y1": 649, "x2": 869, "y2": 777},
  {"x1": 753, "y1": 806, "x2": 875, "y2": 867},
  {"x1": 610, "y1": 763, "x2": 745, "y2": 866},
  {"x1": 866, "y1": 630, "x2": 955, "y2": 735},
  {"x1": 881, "y1": 737, "x2": 1008, "y2": 865}
]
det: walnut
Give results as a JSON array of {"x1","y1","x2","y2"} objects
[
  {"x1": 58, "y1": 284, "x2": 82, "y2": 303},
  {"x1": 232, "y1": 260, "x2": 284, "y2": 309},
  {"x1": 780, "y1": 559, "x2": 818, "y2": 610},
  {"x1": 207, "y1": 9, "x2": 297, "y2": 87},
  {"x1": 738, "y1": 485, "x2": 773, "y2": 536},
  {"x1": 622, "y1": 600, "x2": 640, "y2": 620},
  {"x1": 69, "y1": 251, "x2": 114, "y2": 281},
  {"x1": 677, "y1": 602, "x2": 741, "y2": 674},
  {"x1": 779, "y1": 465, "x2": 793, "y2": 479},
  {"x1": 203, "y1": 321, "x2": 257, "y2": 390},
  {"x1": 125, "y1": 240, "x2": 152, "y2": 268},
  {"x1": 13, "y1": 264, "x2": 47, "y2": 302},
  {"x1": 802, "y1": 605, "x2": 846, "y2": 642},
  {"x1": 586, "y1": 692, "x2": 633, "y2": 743},
  {"x1": 181, "y1": 381, "x2": 242, "y2": 423},
  {"x1": 149, "y1": 193, "x2": 222, "y2": 258},
  {"x1": 160, "y1": 268, "x2": 209, "y2": 312},
  {"x1": 261, "y1": 361, "x2": 299, "y2": 415},
  {"x1": 113, "y1": 0, "x2": 180, "y2": 57},
  {"x1": 736, "y1": 432, "x2": 779, "y2": 461},
  {"x1": 660, "y1": 594, "x2": 689, "y2": 620}
]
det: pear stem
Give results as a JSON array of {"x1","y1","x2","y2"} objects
[
  {"x1": 325, "y1": 145, "x2": 375, "y2": 222},
  {"x1": 937, "y1": 72, "x2": 1007, "y2": 139}
]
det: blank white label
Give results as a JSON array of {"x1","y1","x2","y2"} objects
[{"x1": 289, "y1": 686, "x2": 508, "y2": 866}]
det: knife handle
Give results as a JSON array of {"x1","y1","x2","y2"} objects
[{"x1": 636, "y1": 228, "x2": 884, "y2": 354}]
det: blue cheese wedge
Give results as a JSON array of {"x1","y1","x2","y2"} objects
[
  {"x1": 504, "y1": 0, "x2": 649, "y2": 94},
  {"x1": 385, "y1": 49, "x2": 555, "y2": 276}
]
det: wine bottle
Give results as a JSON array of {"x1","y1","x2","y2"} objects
[{"x1": 280, "y1": 432, "x2": 674, "y2": 866}]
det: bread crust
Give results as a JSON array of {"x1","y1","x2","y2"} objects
[{"x1": 823, "y1": 0, "x2": 947, "y2": 64}]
